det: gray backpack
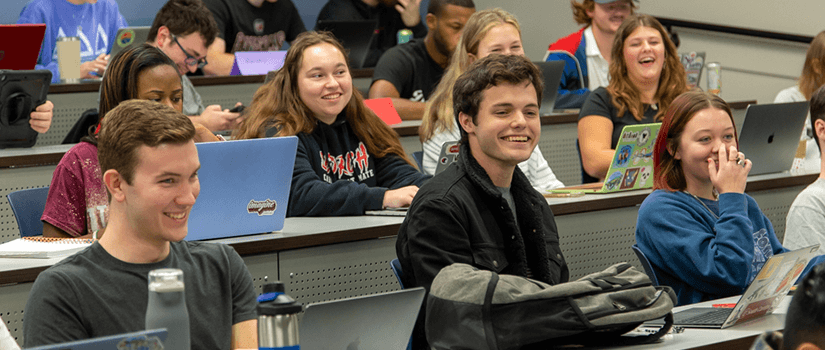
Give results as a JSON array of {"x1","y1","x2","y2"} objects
[{"x1": 426, "y1": 262, "x2": 676, "y2": 350}]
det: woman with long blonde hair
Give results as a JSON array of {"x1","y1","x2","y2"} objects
[
  {"x1": 578, "y1": 14, "x2": 687, "y2": 182},
  {"x1": 234, "y1": 31, "x2": 429, "y2": 216},
  {"x1": 420, "y1": 8, "x2": 564, "y2": 190}
]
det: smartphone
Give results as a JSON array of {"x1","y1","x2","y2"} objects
[{"x1": 229, "y1": 105, "x2": 245, "y2": 113}]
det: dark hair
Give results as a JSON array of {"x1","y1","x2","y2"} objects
[
  {"x1": 570, "y1": 0, "x2": 636, "y2": 26},
  {"x1": 148, "y1": 0, "x2": 218, "y2": 48},
  {"x1": 427, "y1": 0, "x2": 475, "y2": 15},
  {"x1": 652, "y1": 91, "x2": 736, "y2": 191},
  {"x1": 453, "y1": 54, "x2": 543, "y2": 144},
  {"x1": 234, "y1": 31, "x2": 414, "y2": 165},
  {"x1": 784, "y1": 263, "x2": 825, "y2": 350},
  {"x1": 810, "y1": 85, "x2": 825, "y2": 153},
  {"x1": 607, "y1": 14, "x2": 687, "y2": 122},
  {"x1": 98, "y1": 99, "x2": 195, "y2": 185}
]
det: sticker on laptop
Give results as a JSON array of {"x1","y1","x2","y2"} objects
[
  {"x1": 247, "y1": 199, "x2": 277, "y2": 216},
  {"x1": 117, "y1": 29, "x2": 136, "y2": 48}
]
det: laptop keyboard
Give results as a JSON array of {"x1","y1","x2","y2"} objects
[{"x1": 677, "y1": 308, "x2": 733, "y2": 325}]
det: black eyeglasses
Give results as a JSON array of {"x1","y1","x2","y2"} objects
[{"x1": 171, "y1": 34, "x2": 208, "y2": 69}]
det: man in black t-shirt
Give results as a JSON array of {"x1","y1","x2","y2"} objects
[
  {"x1": 316, "y1": 0, "x2": 428, "y2": 68},
  {"x1": 368, "y1": 0, "x2": 474, "y2": 120},
  {"x1": 202, "y1": 0, "x2": 306, "y2": 76}
]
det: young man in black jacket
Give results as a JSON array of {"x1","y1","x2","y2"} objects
[{"x1": 396, "y1": 54, "x2": 570, "y2": 349}]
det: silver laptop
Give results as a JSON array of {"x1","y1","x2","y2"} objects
[
  {"x1": 434, "y1": 141, "x2": 460, "y2": 175},
  {"x1": 300, "y1": 287, "x2": 425, "y2": 349},
  {"x1": 25, "y1": 329, "x2": 166, "y2": 350},
  {"x1": 109, "y1": 26, "x2": 150, "y2": 58},
  {"x1": 186, "y1": 137, "x2": 298, "y2": 240},
  {"x1": 737, "y1": 101, "x2": 809, "y2": 175},
  {"x1": 533, "y1": 60, "x2": 565, "y2": 116}
]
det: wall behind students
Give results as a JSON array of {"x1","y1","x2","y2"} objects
[{"x1": 472, "y1": 0, "x2": 812, "y2": 108}]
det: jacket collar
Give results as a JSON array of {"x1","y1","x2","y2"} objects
[{"x1": 457, "y1": 142, "x2": 534, "y2": 198}]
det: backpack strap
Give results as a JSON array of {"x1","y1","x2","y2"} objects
[{"x1": 483, "y1": 272, "x2": 500, "y2": 350}]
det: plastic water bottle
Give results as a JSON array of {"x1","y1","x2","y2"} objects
[
  {"x1": 258, "y1": 282, "x2": 303, "y2": 350},
  {"x1": 146, "y1": 268, "x2": 190, "y2": 350}
]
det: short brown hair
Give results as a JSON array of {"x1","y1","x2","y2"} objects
[
  {"x1": 98, "y1": 99, "x2": 196, "y2": 185},
  {"x1": 148, "y1": 0, "x2": 218, "y2": 48},
  {"x1": 653, "y1": 91, "x2": 735, "y2": 191},
  {"x1": 453, "y1": 54, "x2": 543, "y2": 143},
  {"x1": 571, "y1": 0, "x2": 636, "y2": 26}
]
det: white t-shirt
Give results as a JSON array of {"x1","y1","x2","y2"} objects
[
  {"x1": 422, "y1": 121, "x2": 565, "y2": 191},
  {"x1": 785, "y1": 177, "x2": 825, "y2": 255},
  {"x1": 0, "y1": 316, "x2": 21, "y2": 350},
  {"x1": 774, "y1": 85, "x2": 820, "y2": 173},
  {"x1": 584, "y1": 26, "x2": 610, "y2": 91}
]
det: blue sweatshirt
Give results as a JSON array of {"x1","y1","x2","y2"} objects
[
  {"x1": 635, "y1": 190, "x2": 787, "y2": 306},
  {"x1": 17, "y1": 0, "x2": 127, "y2": 83},
  {"x1": 285, "y1": 112, "x2": 430, "y2": 217}
]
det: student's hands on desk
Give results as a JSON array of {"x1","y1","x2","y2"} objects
[{"x1": 384, "y1": 185, "x2": 419, "y2": 208}]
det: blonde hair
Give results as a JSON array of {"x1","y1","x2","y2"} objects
[
  {"x1": 420, "y1": 8, "x2": 521, "y2": 143},
  {"x1": 798, "y1": 31, "x2": 825, "y2": 100}
]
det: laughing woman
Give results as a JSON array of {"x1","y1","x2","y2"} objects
[
  {"x1": 234, "y1": 31, "x2": 429, "y2": 216},
  {"x1": 577, "y1": 14, "x2": 688, "y2": 182}
]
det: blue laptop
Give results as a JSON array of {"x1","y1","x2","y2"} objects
[
  {"x1": 186, "y1": 136, "x2": 298, "y2": 241},
  {"x1": 24, "y1": 329, "x2": 166, "y2": 350}
]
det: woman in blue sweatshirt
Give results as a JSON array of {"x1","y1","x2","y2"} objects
[
  {"x1": 635, "y1": 91, "x2": 787, "y2": 306},
  {"x1": 235, "y1": 31, "x2": 429, "y2": 216}
]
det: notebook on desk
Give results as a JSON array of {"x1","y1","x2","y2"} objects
[
  {"x1": 0, "y1": 24, "x2": 46, "y2": 70},
  {"x1": 533, "y1": 60, "x2": 565, "y2": 116},
  {"x1": 108, "y1": 27, "x2": 150, "y2": 58},
  {"x1": 548, "y1": 123, "x2": 660, "y2": 194},
  {"x1": 185, "y1": 136, "x2": 298, "y2": 241},
  {"x1": 737, "y1": 101, "x2": 809, "y2": 175},
  {"x1": 25, "y1": 329, "x2": 167, "y2": 350},
  {"x1": 315, "y1": 20, "x2": 377, "y2": 69},
  {"x1": 663, "y1": 245, "x2": 819, "y2": 329},
  {"x1": 300, "y1": 287, "x2": 425, "y2": 349}
]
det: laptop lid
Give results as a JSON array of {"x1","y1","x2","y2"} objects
[
  {"x1": 109, "y1": 27, "x2": 150, "y2": 59},
  {"x1": 680, "y1": 51, "x2": 705, "y2": 89},
  {"x1": 0, "y1": 24, "x2": 46, "y2": 70},
  {"x1": 434, "y1": 141, "x2": 460, "y2": 175},
  {"x1": 185, "y1": 137, "x2": 298, "y2": 241},
  {"x1": 229, "y1": 51, "x2": 287, "y2": 76},
  {"x1": 300, "y1": 287, "x2": 425, "y2": 349},
  {"x1": 533, "y1": 60, "x2": 565, "y2": 115},
  {"x1": 548, "y1": 123, "x2": 659, "y2": 194},
  {"x1": 315, "y1": 20, "x2": 377, "y2": 69},
  {"x1": 25, "y1": 329, "x2": 167, "y2": 350},
  {"x1": 737, "y1": 101, "x2": 809, "y2": 175}
]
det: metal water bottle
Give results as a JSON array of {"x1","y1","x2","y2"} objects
[
  {"x1": 258, "y1": 282, "x2": 303, "y2": 350},
  {"x1": 145, "y1": 268, "x2": 190, "y2": 350}
]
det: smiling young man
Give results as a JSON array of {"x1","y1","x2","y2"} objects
[
  {"x1": 545, "y1": 0, "x2": 636, "y2": 108},
  {"x1": 23, "y1": 100, "x2": 257, "y2": 349},
  {"x1": 396, "y1": 54, "x2": 569, "y2": 349},
  {"x1": 146, "y1": 0, "x2": 243, "y2": 132},
  {"x1": 369, "y1": 0, "x2": 475, "y2": 120}
]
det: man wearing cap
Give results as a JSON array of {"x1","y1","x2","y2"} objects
[{"x1": 545, "y1": 0, "x2": 636, "y2": 109}]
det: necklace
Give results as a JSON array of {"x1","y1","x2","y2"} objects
[{"x1": 685, "y1": 191, "x2": 719, "y2": 220}]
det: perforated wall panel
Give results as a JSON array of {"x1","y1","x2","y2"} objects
[
  {"x1": 242, "y1": 253, "x2": 280, "y2": 295},
  {"x1": 750, "y1": 185, "x2": 807, "y2": 244},
  {"x1": 193, "y1": 83, "x2": 260, "y2": 109},
  {"x1": 278, "y1": 237, "x2": 400, "y2": 306},
  {"x1": 37, "y1": 92, "x2": 98, "y2": 146},
  {"x1": 0, "y1": 166, "x2": 55, "y2": 244},
  {"x1": 539, "y1": 123, "x2": 581, "y2": 186},
  {"x1": 0, "y1": 282, "x2": 34, "y2": 347}
]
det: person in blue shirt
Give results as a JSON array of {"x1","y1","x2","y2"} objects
[
  {"x1": 17, "y1": 0, "x2": 127, "y2": 83},
  {"x1": 635, "y1": 90, "x2": 787, "y2": 306}
]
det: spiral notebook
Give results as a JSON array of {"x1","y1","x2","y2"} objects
[{"x1": 0, "y1": 237, "x2": 93, "y2": 259}]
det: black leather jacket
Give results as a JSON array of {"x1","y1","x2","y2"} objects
[{"x1": 396, "y1": 143, "x2": 570, "y2": 349}]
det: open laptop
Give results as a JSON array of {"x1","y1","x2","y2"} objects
[
  {"x1": 315, "y1": 20, "x2": 377, "y2": 69},
  {"x1": 737, "y1": 101, "x2": 809, "y2": 175},
  {"x1": 108, "y1": 26, "x2": 150, "y2": 58},
  {"x1": 533, "y1": 60, "x2": 565, "y2": 115},
  {"x1": 0, "y1": 24, "x2": 46, "y2": 70},
  {"x1": 662, "y1": 245, "x2": 819, "y2": 329},
  {"x1": 25, "y1": 329, "x2": 167, "y2": 350},
  {"x1": 300, "y1": 287, "x2": 425, "y2": 349},
  {"x1": 548, "y1": 123, "x2": 660, "y2": 194},
  {"x1": 185, "y1": 136, "x2": 298, "y2": 241},
  {"x1": 434, "y1": 141, "x2": 460, "y2": 175},
  {"x1": 680, "y1": 51, "x2": 705, "y2": 89}
]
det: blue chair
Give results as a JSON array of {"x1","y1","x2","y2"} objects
[
  {"x1": 7, "y1": 186, "x2": 50, "y2": 237},
  {"x1": 411, "y1": 151, "x2": 424, "y2": 173},
  {"x1": 631, "y1": 244, "x2": 659, "y2": 286},
  {"x1": 391, "y1": 258, "x2": 405, "y2": 289}
]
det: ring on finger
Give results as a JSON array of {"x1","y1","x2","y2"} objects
[{"x1": 737, "y1": 158, "x2": 745, "y2": 166}]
